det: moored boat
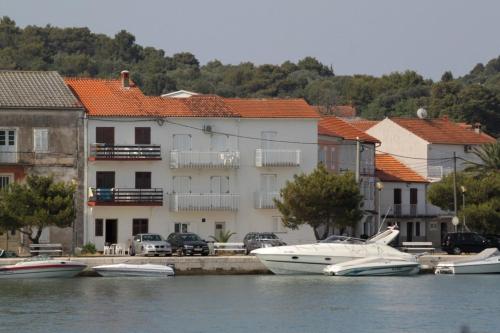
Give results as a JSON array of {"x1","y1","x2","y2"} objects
[
  {"x1": 93, "y1": 263, "x2": 175, "y2": 277},
  {"x1": 323, "y1": 257, "x2": 420, "y2": 276},
  {"x1": 0, "y1": 256, "x2": 87, "y2": 278},
  {"x1": 435, "y1": 248, "x2": 500, "y2": 274}
]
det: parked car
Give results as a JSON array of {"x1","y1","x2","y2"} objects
[
  {"x1": 129, "y1": 233, "x2": 172, "y2": 256},
  {"x1": 243, "y1": 232, "x2": 286, "y2": 255},
  {"x1": 441, "y1": 232, "x2": 490, "y2": 255},
  {"x1": 483, "y1": 234, "x2": 500, "y2": 250},
  {"x1": 167, "y1": 232, "x2": 209, "y2": 256}
]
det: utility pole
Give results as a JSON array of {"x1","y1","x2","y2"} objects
[
  {"x1": 355, "y1": 137, "x2": 360, "y2": 183},
  {"x1": 452, "y1": 152, "x2": 458, "y2": 232}
]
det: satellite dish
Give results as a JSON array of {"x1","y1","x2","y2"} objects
[{"x1": 417, "y1": 108, "x2": 428, "y2": 119}]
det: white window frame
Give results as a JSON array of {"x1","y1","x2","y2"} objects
[
  {"x1": 174, "y1": 222, "x2": 190, "y2": 233},
  {"x1": 33, "y1": 128, "x2": 49, "y2": 153}
]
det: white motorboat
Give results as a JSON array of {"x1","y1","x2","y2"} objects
[
  {"x1": 0, "y1": 256, "x2": 87, "y2": 278},
  {"x1": 435, "y1": 248, "x2": 500, "y2": 274},
  {"x1": 93, "y1": 263, "x2": 175, "y2": 277},
  {"x1": 252, "y1": 226, "x2": 415, "y2": 275},
  {"x1": 323, "y1": 257, "x2": 420, "y2": 276}
]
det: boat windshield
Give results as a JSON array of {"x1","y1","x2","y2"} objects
[
  {"x1": 24, "y1": 255, "x2": 53, "y2": 262},
  {"x1": 320, "y1": 235, "x2": 366, "y2": 244}
]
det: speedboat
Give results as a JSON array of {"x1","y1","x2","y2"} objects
[
  {"x1": 0, "y1": 256, "x2": 87, "y2": 278},
  {"x1": 252, "y1": 226, "x2": 415, "y2": 275},
  {"x1": 323, "y1": 256, "x2": 420, "y2": 276},
  {"x1": 93, "y1": 263, "x2": 175, "y2": 277},
  {"x1": 435, "y1": 248, "x2": 500, "y2": 274}
]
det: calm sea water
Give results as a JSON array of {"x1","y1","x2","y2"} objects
[{"x1": 0, "y1": 275, "x2": 499, "y2": 333}]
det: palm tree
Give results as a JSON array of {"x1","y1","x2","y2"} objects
[
  {"x1": 209, "y1": 230, "x2": 236, "y2": 243},
  {"x1": 466, "y1": 141, "x2": 500, "y2": 174}
]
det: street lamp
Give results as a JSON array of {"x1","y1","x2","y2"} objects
[
  {"x1": 376, "y1": 182, "x2": 384, "y2": 233},
  {"x1": 460, "y1": 185, "x2": 467, "y2": 232}
]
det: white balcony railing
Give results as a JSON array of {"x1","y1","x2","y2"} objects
[
  {"x1": 254, "y1": 191, "x2": 280, "y2": 209},
  {"x1": 169, "y1": 193, "x2": 239, "y2": 211},
  {"x1": 170, "y1": 151, "x2": 240, "y2": 168},
  {"x1": 255, "y1": 149, "x2": 300, "y2": 167}
]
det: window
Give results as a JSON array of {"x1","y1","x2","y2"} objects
[
  {"x1": 135, "y1": 127, "x2": 151, "y2": 145},
  {"x1": 135, "y1": 172, "x2": 151, "y2": 189},
  {"x1": 96, "y1": 127, "x2": 114, "y2": 144},
  {"x1": 96, "y1": 172, "x2": 115, "y2": 188},
  {"x1": 172, "y1": 176, "x2": 191, "y2": 193},
  {"x1": 330, "y1": 147, "x2": 336, "y2": 170},
  {"x1": 393, "y1": 188, "x2": 402, "y2": 204},
  {"x1": 33, "y1": 128, "x2": 48, "y2": 152},
  {"x1": 0, "y1": 175, "x2": 12, "y2": 190},
  {"x1": 95, "y1": 219, "x2": 103, "y2": 237},
  {"x1": 410, "y1": 188, "x2": 418, "y2": 204},
  {"x1": 174, "y1": 223, "x2": 189, "y2": 233},
  {"x1": 261, "y1": 131, "x2": 277, "y2": 149},
  {"x1": 210, "y1": 176, "x2": 230, "y2": 193},
  {"x1": 214, "y1": 222, "x2": 226, "y2": 239},
  {"x1": 318, "y1": 146, "x2": 326, "y2": 165},
  {"x1": 415, "y1": 222, "x2": 421, "y2": 237},
  {"x1": 132, "y1": 219, "x2": 149, "y2": 235},
  {"x1": 10, "y1": 229, "x2": 15, "y2": 236},
  {"x1": 173, "y1": 134, "x2": 191, "y2": 151}
]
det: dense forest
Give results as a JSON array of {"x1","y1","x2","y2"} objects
[{"x1": 1, "y1": 16, "x2": 499, "y2": 135}]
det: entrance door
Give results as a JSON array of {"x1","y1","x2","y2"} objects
[
  {"x1": 105, "y1": 219, "x2": 118, "y2": 245},
  {"x1": 440, "y1": 222, "x2": 448, "y2": 242},
  {"x1": 0, "y1": 129, "x2": 17, "y2": 163},
  {"x1": 406, "y1": 222, "x2": 413, "y2": 242}
]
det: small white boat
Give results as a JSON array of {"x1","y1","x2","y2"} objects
[
  {"x1": 93, "y1": 263, "x2": 175, "y2": 277},
  {"x1": 435, "y1": 248, "x2": 500, "y2": 274},
  {"x1": 323, "y1": 257, "x2": 420, "y2": 276},
  {"x1": 0, "y1": 256, "x2": 87, "y2": 278}
]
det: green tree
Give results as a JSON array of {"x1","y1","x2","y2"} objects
[
  {"x1": 274, "y1": 165, "x2": 363, "y2": 240},
  {"x1": 0, "y1": 175, "x2": 76, "y2": 244},
  {"x1": 466, "y1": 141, "x2": 500, "y2": 174}
]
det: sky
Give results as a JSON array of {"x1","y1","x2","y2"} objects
[{"x1": 2, "y1": 0, "x2": 500, "y2": 80}]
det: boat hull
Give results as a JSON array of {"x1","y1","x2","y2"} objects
[
  {"x1": 93, "y1": 264, "x2": 175, "y2": 277},
  {"x1": 324, "y1": 261, "x2": 420, "y2": 276},
  {"x1": 254, "y1": 253, "x2": 356, "y2": 275},
  {"x1": 0, "y1": 263, "x2": 86, "y2": 279},
  {"x1": 436, "y1": 261, "x2": 500, "y2": 274}
]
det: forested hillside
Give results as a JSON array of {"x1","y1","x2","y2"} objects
[{"x1": 1, "y1": 16, "x2": 499, "y2": 135}]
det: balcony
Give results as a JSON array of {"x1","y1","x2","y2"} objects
[
  {"x1": 254, "y1": 191, "x2": 280, "y2": 209},
  {"x1": 88, "y1": 188, "x2": 163, "y2": 206},
  {"x1": 170, "y1": 151, "x2": 240, "y2": 168},
  {"x1": 384, "y1": 204, "x2": 438, "y2": 218},
  {"x1": 169, "y1": 193, "x2": 239, "y2": 212},
  {"x1": 89, "y1": 144, "x2": 161, "y2": 161},
  {"x1": 255, "y1": 149, "x2": 300, "y2": 167}
]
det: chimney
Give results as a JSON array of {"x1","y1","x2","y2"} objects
[
  {"x1": 473, "y1": 122, "x2": 482, "y2": 134},
  {"x1": 121, "y1": 70, "x2": 130, "y2": 88}
]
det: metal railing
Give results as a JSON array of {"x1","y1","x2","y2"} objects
[
  {"x1": 88, "y1": 188, "x2": 163, "y2": 205},
  {"x1": 169, "y1": 193, "x2": 239, "y2": 211},
  {"x1": 89, "y1": 144, "x2": 161, "y2": 160},
  {"x1": 254, "y1": 191, "x2": 280, "y2": 209},
  {"x1": 255, "y1": 149, "x2": 300, "y2": 167},
  {"x1": 170, "y1": 151, "x2": 240, "y2": 168}
]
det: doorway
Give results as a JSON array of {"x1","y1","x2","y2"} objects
[
  {"x1": 105, "y1": 219, "x2": 118, "y2": 245},
  {"x1": 406, "y1": 222, "x2": 413, "y2": 242},
  {"x1": 214, "y1": 222, "x2": 226, "y2": 240},
  {"x1": 440, "y1": 222, "x2": 448, "y2": 242}
]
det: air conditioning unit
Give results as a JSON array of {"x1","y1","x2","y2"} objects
[
  {"x1": 203, "y1": 125, "x2": 213, "y2": 133},
  {"x1": 464, "y1": 145, "x2": 473, "y2": 153}
]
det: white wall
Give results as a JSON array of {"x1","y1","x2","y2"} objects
[{"x1": 85, "y1": 117, "x2": 318, "y2": 249}]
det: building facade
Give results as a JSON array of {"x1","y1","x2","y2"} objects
[
  {"x1": 0, "y1": 71, "x2": 85, "y2": 253},
  {"x1": 67, "y1": 76, "x2": 319, "y2": 251}
]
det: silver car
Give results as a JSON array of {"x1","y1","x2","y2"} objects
[{"x1": 130, "y1": 233, "x2": 172, "y2": 256}]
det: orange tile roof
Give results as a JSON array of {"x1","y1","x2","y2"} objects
[
  {"x1": 225, "y1": 98, "x2": 320, "y2": 118},
  {"x1": 376, "y1": 154, "x2": 428, "y2": 183},
  {"x1": 66, "y1": 78, "x2": 319, "y2": 118},
  {"x1": 390, "y1": 117, "x2": 496, "y2": 144},
  {"x1": 318, "y1": 116, "x2": 379, "y2": 143},
  {"x1": 349, "y1": 119, "x2": 380, "y2": 131}
]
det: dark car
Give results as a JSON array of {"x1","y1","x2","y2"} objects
[
  {"x1": 441, "y1": 232, "x2": 490, "y2": 254},
  {"x1": 243, "y1": 232, "x2": 286, "y2": 255},
  {"x1": 483, "y1": 234, "x2": 500, "y2": 250},
  {"x1": 167, "y1": 232, "x2": 209, "y2": 256}
]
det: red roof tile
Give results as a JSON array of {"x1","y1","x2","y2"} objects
[
  {"x1": 66, "y1": 78, "x2": 319, "y2": 118},
  {"x1": 376, "y1": 154, "x2": 428, "y2": 183},
  {"x1": 318, "y1": 116, "x2": 379, "y2": 143},
  {"x1": 390, "y1": 117, "x2": 496, "y2": 145},
  {"x1": 225, "y1": 98, "x2": 320, "y2": 118},
  {"x1": 349, "y1": 119, "x2": 380, "y2": 131}
]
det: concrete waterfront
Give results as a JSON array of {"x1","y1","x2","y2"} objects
[{"x1": 0, "y1": 253, "x2": 473, "y2": 275}]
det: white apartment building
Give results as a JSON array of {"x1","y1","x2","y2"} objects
[
  {"x1": 318, "y1": 116, "x2": 379, "y2": 237},
  {"x1": 66, "y1": 76, "x2": 319, "y2": 250}
]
